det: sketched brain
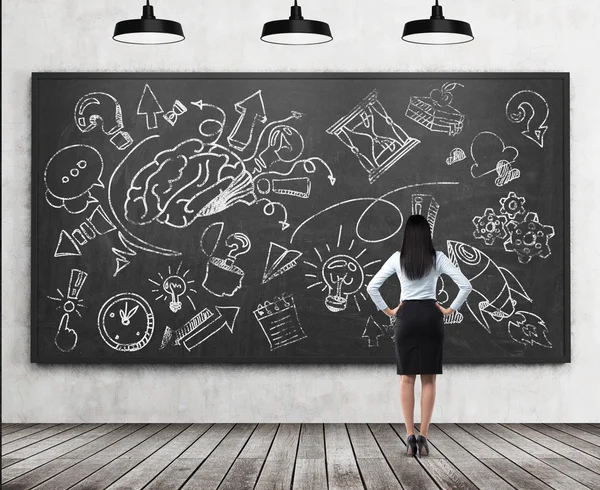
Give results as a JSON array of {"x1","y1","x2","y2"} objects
[{"x1": 125, "y1": 139, "x2": 256, "y2": 228}]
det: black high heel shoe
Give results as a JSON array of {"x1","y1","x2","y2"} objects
[
  {"x1": 416, "y1": 435, "x2": 429, "y2": 457},
  {"x1": 406, "y1": 434, "x2": 417, "y2": 456}
]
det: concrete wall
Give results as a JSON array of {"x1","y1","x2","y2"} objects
[{"x1": 3, "y1": 0, "x2": 599, "y2": 422}]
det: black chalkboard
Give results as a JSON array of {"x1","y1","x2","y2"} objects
[{"x1": 31, "y1": 73, "x2": 570, "y2": 364}]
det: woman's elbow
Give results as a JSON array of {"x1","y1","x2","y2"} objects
[{"x1": 463, "y1": 283, "x2": 473, "y2": 294}]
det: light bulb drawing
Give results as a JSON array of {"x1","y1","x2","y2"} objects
[
  {"x1": 304, "y1": 225, "x2": 381, "y2": 313},
  {"x1": 252, "y1": 124, "x2": 305, "y2": 174},
  {"x1": 149, "y1": 262, "x2": 198, "y2": 313}
]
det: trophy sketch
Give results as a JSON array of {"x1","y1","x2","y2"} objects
[{"x1": 327, "y1": 90, "x2": 420, "y2": 184}]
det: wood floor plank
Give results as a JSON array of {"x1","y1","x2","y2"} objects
[
  {"x1": 460, "y1": 424, "x2": 589, "y2": 490},
  {"x1": 428, "y1": 424, "x2": 514, "y2": 490},
  {"x1": 1, "y1": 424, "x2": 120, "y2": 484},
  {"x1": 369, "y1": 423, "x2": 438, "y2": 490},
  {"x1": 254, "y1": 423, "x2": 301, "y2": 490},
  {"x1": 104, "y1": 424, "x2": 208, "y2": 490},
  {"x1": 297, "y1": 423, "x2": 325, "y2": 459},
  {"x1": 2, "y1": 458, "x2": 78, "y2": 490},
  {"x1": 237, "y1": 423, "x2": 278, "y2": 459},
  {"x1": 3, "y1": 425, "x2": 56, "y2": 443},
  {"x1": 180, "y1": 423, "x2": 256, "y2": 490},
  {"x1": 356, "y1": 457, "x2": 402, "y2": 490},
  {"x1": 503, "y1": 424, "x2": 600, "y2": 475},
  {"x1": 546, "y1": 423, "x2": 600, "y2": 447},
  {"x1": 568, "y1": 424, "x2": 600, "y2": 438},
  {"x1": 483, "y1": 424, "x2": 558, "y2": 459},
  {"x1": 1, "y1": 424, "x2": 79, "y2": 456},
  {"x1": 179, "y1": 424, "x2": 232, "y2": 459},
  {"x1": 347, "y1": 423, "x2": 383, "y2": 458},
  {"x1": 538, "y1": 457, "x2": 600, "y2": 489},
  {"x1": 324, "y1": 424, "x2": 363, "y2": 490},
  {"x1": 2, "y1": 458, "x2": 23, "y2": 469},
  {"x1": 481, "y1": 458, "x2": 553, "y2": 490},
  {"x1": 524, "y1": 424, "x2": 600, "y2": 460},
  {"x1": 293, "y1": 458, "x2": 328, "y2": 490},
  {"x1": 66, "y1": 424, "x2": 187, "y2": 490},
  {"x1": 217, "y1": 458, "x2": 264, "y2": 490},
  {"x1": 31, "y1": 424, "x2": 162, "y2": 490},
  {"x1": 437, "y1": 424, "x2": 504, "y2": 459},
  {"x1": 1, "y1": 425, "x2": 37, "y2": 436}
]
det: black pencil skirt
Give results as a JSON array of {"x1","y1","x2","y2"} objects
[{"x1": 393, "y1": 299, "x2": 445, "y2": 375}]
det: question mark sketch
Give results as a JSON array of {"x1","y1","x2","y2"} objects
[
  {"x1": 45, "y1": 144, "x2": 104, "y2": 214},
  {"x1": 202, "y1": 231, "x2": 252, "y2": 298},
  {"x1": 74, "y1": 92, "x2": 134, "y2": 150}
]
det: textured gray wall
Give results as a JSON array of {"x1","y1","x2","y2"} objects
[{"x1": 2, "y1": 0, "x2": 599, "y2": 423}]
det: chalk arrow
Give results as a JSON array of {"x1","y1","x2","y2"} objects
[
  {"x1": 137, "y1": 84, "x2": 164, "y2": 130},
  {"x1": 227, "y1": 90, "x2": 267, "y2": 151},
  {"x1": 181, "y1": 306, "x2": 240, "y2": 351},
  {"x1": 362, "y1": 316, "x2": 385, "y2": 348}
]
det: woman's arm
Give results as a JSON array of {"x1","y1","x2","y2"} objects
[
  {"x1": 437, "y1": 252, "x2": 473, "y2": 315},
  {"x1": 366, "y1": 253, "x2": 400, "y2": 317}
]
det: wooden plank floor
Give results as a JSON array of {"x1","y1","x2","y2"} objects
[{"x1": 2, "y1": 423, "x2": 599, "y2": 489}]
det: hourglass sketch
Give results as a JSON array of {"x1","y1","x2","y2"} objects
[{"x1": 326, "y1": 90, "x2": 420, "y2": 184}]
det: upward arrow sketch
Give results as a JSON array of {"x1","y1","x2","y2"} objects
[
  {"x1": 227, "y1": 90, "x2": 267, "y2": 151},
  {"x1": 137, "y1": 84, "x2": 164, "y2": 130}
]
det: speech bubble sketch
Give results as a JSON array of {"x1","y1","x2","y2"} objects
[
  {"x1": 74, "y1": 92, "x2": 133, "y2": 150},
  {"x1": 44, "y1": 144, "x2": 104, "y2": 214},
  {"x1": 470, "y1": 131, "x2": 520, "y2": 187},
  {"x1": 506, "y1": 90, "x2": 549, "y2": 148}
]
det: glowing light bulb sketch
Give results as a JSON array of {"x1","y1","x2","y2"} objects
[
  {"x1": 252, "y1": 125, "x2": 305, "y2": 174},
  {"x1": 149, "y1": 262, "x2": 198, "y2": 312},
  {"x1": 304, "y1": 225, "x2": 381, "y2": 312}
]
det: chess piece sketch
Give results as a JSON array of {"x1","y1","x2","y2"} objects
[
  {"x1": 191, "y1": 100, "x2": 227, "y2": 145},
  {"x1": 47, "y1": 269, "x2": 88, "y2": 352},
  {"x1": 124, "y1": 139, "x2": 256, "y2": 228},
  {"x1": 44, "y1": 145, "x2": 104, "y2": 214},
  {"x1": 362, "y1": 316, "x2": 385, "y2": 347},
  {"x1": 446, "y1": 148, "x2": 466, "y2": 165},
  {"x1": 149, "y1": 262, "x2": 198, "y2": 313},
  {"x1": 227, "y1": 90, "x2": 267, "y2": 151},
  {"x1": 304, "y1": 225, "x2": 380, "y2": 312},
  {"x1": 202, "y1": 231, "x2": 251, "y2": 297},
  {"x1": 472, "y1": 208, "x2": 508, "y2": 246},
  {"x1": 54, "y1": 205, "x2": 117, "y2": 258},
  {"x1": 406, "y1": 82, "x2": 465, "y2": 136},
  {"x1": 506, "y1": 90, "x2": 549, "y2": 148},
  {"x1": 262, "y1": 242, "x2": 302, "y2": 284},
  {"x1": 470, "y1": 131, "x2": 520, "y2": 187},
  {"x1": 508, "y1": 311, "x2": 552, "y2": 348},
  {"x1": 411, "y1": 194, "x2": 440, "y2": 237},
  {"x1": 160, "y1": 306, "x2": 239, "y2": 351},
  {"x1": 74, "y1": 92, "x2": 133, "y2": 150},
  {"x1": 97, "y1": 293, "x2": 154, "y2": 352},
  {"x1": 163, "y1": 100, "x2": 187, "y2": 126},
  {"x1": 251, "y1": 125, "x2": 304, "y2": 174},
  {"x1": 137, "y1": 83, "x2": 164, "y2": 130},
  {"x1": 504, "y1": 212, "x2": 555, "y2": 264},
  {"x1": 447, "y1": 240, "x2": 532, "y2": 332},
  {"x1": 327, "y1": 89, "x2": 420, "y2": 184},
  {"x1": 253, "y1": 293, "x2": 307, "y2": 351}
]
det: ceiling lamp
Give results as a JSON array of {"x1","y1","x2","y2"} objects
[
  {"x1": 113, "y1": 1, "x2": 184, "y2": 45},
  {"x1": 402, "y1": 1, "x2": 473, "y2": 45},
  {"x1": 261, "y1": 1, "x2": 332, "y2": 45}
]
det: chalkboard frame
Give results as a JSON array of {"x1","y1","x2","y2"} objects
[{"x1": 31, "y1": 72, "x2": 571, "y2": 365}]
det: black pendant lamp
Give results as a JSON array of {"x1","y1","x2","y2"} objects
[
  {"x1": 261, "y1": 1, "x2": 332, "y2": 45},
  {"x1": 402, "y1": 1, "x2": 473, "y2": 45},
  {"x1": 113, "y1": 1, "x2": 184, "y2": 45}
]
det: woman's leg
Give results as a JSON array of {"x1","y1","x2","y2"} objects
[
  {"x1": 400, "y1": 374, "x2": 417, "y2": 436},
  {"x1": 419, "y1": 374, "x2": 437, "y2": 437}
]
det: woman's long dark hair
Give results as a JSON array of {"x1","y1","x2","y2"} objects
[{"x1": 400, "y1": 215, "x2": 436, "y2": 279}]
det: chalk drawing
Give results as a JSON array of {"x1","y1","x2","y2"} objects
[
  {"x1": 362, "y1": 316, "x2": 385, "y2": 347},
  {"x1": 406, "y1": 82, "x2": 465, "y2": 136},
  {"x1": 446, "y1": 148, "x2": 466, "y2": 165},
  {"x1": 253, "y1": 293, "x2": 307, "y2": 351},
  {"x1": 504, "y1": 212, "x2": 555, "y2": 264},
  {"x1": 191, "y1": 100, "x2": 227, "y2": 145},
  {"x1": 499, "y1": 191, "x2": 527, "y2": 220},
  {"x1": 508, "y1": 311, "x2": 552, "y2": 348},
  {"x1": 97, "y1": 292, "x2": 154, "y2": 352},
  {"x1": 251, "y1": 125, "x2": 304, "y2": 174},
  {"x1": 447, "y1": 240, "x2": 532, "y2": 333},
  {"x1": 163, "y1": 100, "x2": 188, "y2": 126},
  {"x1": 262, "y1": 242, "x2": 302, "y2": 284},
  {"x1": 327, "y1": 89, "x2": 420, "y2": 184},
  {"x1": 202, "y1": 232, "x2": 251, "y2": 297},
  {"x1": 472, "y1": 208, "x2": 508, "y2": 246},
  {"x1": 470, "y1": 131, "x2": 520, "y2": 187},
  {"x1": 506, "y1": 90, "x2": 549, "y2": 148},
  {"x1": 411, "y1": 194, "x2": 440, "y2": 237},
  {"x1": 137, "y1": 83, "x2": 164, "y2": 130},
  {"x1": 149, "y1": 262, "x2": 198, "y2": 313},
  {"x1": 74, "y1": 92, "x2": 133, "y2": 150},
  {"x1": 227, "y1": 90, "x2": 267, "y2": 151}
]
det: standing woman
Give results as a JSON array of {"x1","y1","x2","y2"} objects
[{"x1": 366, "y1": 215, "x2": 472, "y2": 457}]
